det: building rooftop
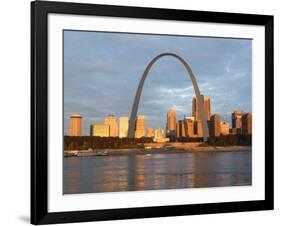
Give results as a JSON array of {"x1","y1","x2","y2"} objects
[{"x1": 70, "y1": 114, "x2": 82, "y2": 118}]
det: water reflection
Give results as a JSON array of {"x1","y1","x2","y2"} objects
[{"x1": 63, "y1": 151, "x2": 252, "y2": 194}]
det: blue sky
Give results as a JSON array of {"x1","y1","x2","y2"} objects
[{"x1": 64, "y1": 30, "x2": 252, "y2": 135}]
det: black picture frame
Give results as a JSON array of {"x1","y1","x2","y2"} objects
[{"x1": 31, "y1": 0, "x2": 274, "y2": 224}]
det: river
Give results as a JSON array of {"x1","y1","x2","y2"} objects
[{"x1": 63, "y1": 150, "x2": 251, "y2": 194}]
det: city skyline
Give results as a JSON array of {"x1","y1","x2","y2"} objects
[
  {"x1": 67, "y1": 103, "x2": 252, "y2": 138},
  {"x1": 64, "y1": 31, "x2": 252, "y2": 135}
]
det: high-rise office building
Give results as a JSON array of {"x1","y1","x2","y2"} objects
[
  {"x1": 232, "y1": 111, "x2": 244, "y2": 129},
  {"x1": 90, "y1": 124, "x2": 110, "y2": 137},
  {"x1": 194, "y1": 120, "x2": 203, "y2": 137},
  {"x1": 220, "y1": 121, "x2": 230, "y2": 135},
  {"x1": 192, "y1": 95, "x2": 210, "y2": 138},
  {"x1": 242, "y1": 113, "x2": 252, "y2": 135},
  {"x1": 70, "y1": 114, "x2": 82, "y2": 136},
  {"x1": 176, "y1": 120, "x2": 185, "y2": 138},
  {"x1": 104, "y1": 115, "x2": 118, "y2": 137},
  {"x1": 185, "y1": 117, "x2": 195, "y2": 137},
  {"x1": 119, "y1": 116, "x2": 129, "y2": 138},
  {"x1": 134, "y1": 115, "x2": 145, "y2": 138},
  {"x1": 167, "y1": 108, "x2": 177, "y2": 131},
  {"x1": 146, "y1": 128, "x2": 154, "y2": 137},
  {"x1": 208, "y1": 114, "x2": 221, "y2": 137},
  {"x1": 166, "y1": 108, "x2": 177, "y2": 140},
  {"x1": 192, "y1": 95, "x2": 211, "y2": 121}
]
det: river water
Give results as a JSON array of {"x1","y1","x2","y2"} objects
[{"x1": 63, "y1": 150, "x2": 251, "y2": 194}]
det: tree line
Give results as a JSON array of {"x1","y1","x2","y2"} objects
[
  {"x1": 64, "y1": 136, "x2": 153, "y2": 150},
  {"x1": 205, "y1": 134, "x2": 252, "y2": 146},
  {"x1": 64, "y1": 134, "x2": 251, "y2": 150}
]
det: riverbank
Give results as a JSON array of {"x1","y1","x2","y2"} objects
[
  {"x1": 102, "y1": 146, "x2": 251, "y2": 155},
  {"x1": 64, "y1": 144, "x2": 251, "y2": 157}
]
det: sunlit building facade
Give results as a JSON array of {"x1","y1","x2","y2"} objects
[
  {"x1": 185, "y1": 117, "x2": 195, "y2": 137},
  {"x1": 104, "y1": 115, "x2": 118, "y2": 137},
  {"x1": 154, "y1": 128, "x2": 169, "y2": 142},
  {"x1": 119, "y1": 116, "x2": 129, "y2": 138},
  {"x1": 194, "y1": 120, "x2": 203, "y2": 137},
  {"x1": 192, "y1": 95, "x2": 210, "y2": 138},
  {"x1": 146, "y1": 128, "x2": 154, "y2": 137},
  {"x1": 134, "y1": 115, "x2": 145, "y2": 138},
  {"x1": 176, "y1": 120, "x2": 185, "y2": 138},
  {"x1": 166, "y1": 108, "x2": 177, "y2": 140},
  {"x1": 192, "y1": 95, "x2": 211, "y2": 121},
  {"x1": 91, "y1": 124, "x2": 110, "y2": 137},
  {"x1": 220, "y1": 121, "x2": 230, "y2": 135},
  {"x1": 209, "y1": 114, "x2": 221, "y2": 137},
  {"x1": 70, "y1": 114, "x2": 82, "y2": 136}
]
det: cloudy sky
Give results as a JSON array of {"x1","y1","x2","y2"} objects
[{"x1": 64, "y1": 30, "x2": 252, "y2": 135}]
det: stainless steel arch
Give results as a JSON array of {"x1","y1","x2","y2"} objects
[{"x1": 127, "y1": 53, "x2": 209, "y2": 140}]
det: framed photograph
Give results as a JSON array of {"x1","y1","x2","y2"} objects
[{"x1": 31, "y1": 0, "x2": 274, "y2": 224}]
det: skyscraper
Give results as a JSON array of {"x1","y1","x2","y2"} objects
[
  {"x1": 119, "y1": 116, "x2": 129, "y2": 138},
  {"x1": 146, "y1": 128, "x2": 154, "y2": 137},
  {"x1": 208, "y1": 114, "x2": 221, "y2": 137},
  {"x1": 232, "y1": 111, "x2": 244, "y2": 129},
  {"x1": 176, "y1": 120, "x2": 185, "y2": 138},
  {"x1": 134, "y1": 115, "x2": 145, "y2": 138},
  {"x1": 194, "y1": 120, "x2": 203, "y2": 137},
  {"x1": 242, "y1": 113, "x2": 252, "y2": 135},
  {"x1": 192, "y1": 95, "x2": 211, "y2": 121},
  {"x1": 166, "y1": 109, "x2": 177, "y2": 140},
  {"x1": 69, "y1": 114, "x2": 82, "y2": 136},
  {"x1": 177, "y1": 117, "x2": 195, "y2": 138},
  {"x1": 192, "y1": 95, "x2": 210, "y2": 139},
  {"x1": 104, "y1": 115, "x2": 118, "y2": 137},
  {"x1": 185, "y1": 117, "x2": 195, "y2": 137}
]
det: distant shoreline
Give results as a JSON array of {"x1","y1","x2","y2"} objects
[
  {"x1": 103, "y1": 146, "x2": 251, "y2": 155},
  {"x1": 64, "y1": 145, "x2": 252, "y2": 157}
]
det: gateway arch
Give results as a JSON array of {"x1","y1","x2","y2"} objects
[{"x1": 127, "y1": 53, "x2": 209, "y2": 140}]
